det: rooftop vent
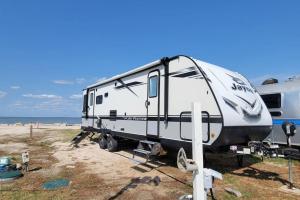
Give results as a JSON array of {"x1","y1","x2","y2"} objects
[
  {"x1": 262, "y1": 78, "x2": 278, "y2": 85},
  {"x1": 285, "y1": 76, "x2": 300, "y2": 82}
]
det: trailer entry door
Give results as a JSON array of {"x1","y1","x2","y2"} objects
[
  {"x1": 146, "y1": 70, "x2": 160, "y2": 137},
  {"x1": 88, "y1": 90, "x2": 95, "y2": 127}
]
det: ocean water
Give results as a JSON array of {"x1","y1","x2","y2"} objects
[{"x1": 0, "y1": 117, "x2": 81, "y2": 125}]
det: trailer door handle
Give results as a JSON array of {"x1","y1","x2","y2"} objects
[{"x1": 145, "y1": 100, "x2": 150, "y2": 107}]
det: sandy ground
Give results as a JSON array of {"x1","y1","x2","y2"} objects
[
  {"x1": 0, "y1": 125, "x2": 300, "y2": 200},
  {"x1": 0, "y1": 124, "x2": 80, "y2": 154},
  {"x1": 0, "y1": 124, "x2": 80, "y2": 137},
  {"x1": 52, "y1": 140, "x2": 179, "y2": 185}
]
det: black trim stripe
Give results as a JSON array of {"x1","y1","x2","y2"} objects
[
  {"x1": 188, "y1": 74, "x2": 203, "y2": 79},
  {"x1": 172, "y1": 70, "x2": 198, "y2": 78},
  {"x1": 236, "y1": 95, "x2": 256, "y2": 108},
  {"x1": 82, "y1": 115, "x2": 223, "y2": 123},
  {"x1": 116, "y1": 79, "x2": 138, "y2": 96},
  {"x1": 115, "y1": 81, "x2": 146, "y2": 89}
]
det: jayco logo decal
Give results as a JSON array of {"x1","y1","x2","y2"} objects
[{"x1": 227, "y1": 74, "x2": 254, "y2": 93}]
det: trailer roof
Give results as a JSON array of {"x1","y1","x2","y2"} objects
[
  {"x1": 87, "y1": 59, "x2": 162, "y2": 89},
  {"x1": 256, "y1": 78, "x2": 300, "y2": 94}
]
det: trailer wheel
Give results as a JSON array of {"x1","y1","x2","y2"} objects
[
  {"x1": 107, "y1": 135, "x2": 118, "y2": 152},
  {"x1": 99, "y1": 136, "x2": 107, "y2": 149}
]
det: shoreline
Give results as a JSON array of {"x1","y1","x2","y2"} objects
[
  {"x1": 0, "y1": 117, "x2": 81, "y2": 126},
  {"x1": 0, "y1": 123, "x2": 81, "y2": 126}
]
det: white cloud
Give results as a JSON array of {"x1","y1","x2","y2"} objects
[
  {"x1": 23, "y1": 94, "x2": 62, "y2": 99},
  {"x1": 10, "y1": 101, "x2": 25, "y2": 108},
  {"x1": 32, "y1": 98, "x2": 81, "y2": 111},
  {"x1": 52, "y1": 80, "x2": 74, "y2": 85},
  {"x1": 33, "y1": 99, "x2": 64, "y2": 110},
  {"x1": 10, "y1": 86, "x2": 20, "y2": 90},
  {"x1": 0, "y1": 91, "x2": 6, "y2": 98},
  {"x1": 76, "y1": 78, "x2": 86, "y2": 84},
  {"x1": 7, "y1": 96, "x2": 82, "y2": 116},
  {"x1": 70, "y1": 94, "x2": 82, "y2": 99}
]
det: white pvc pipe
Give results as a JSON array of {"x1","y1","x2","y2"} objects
[{"x1": 191, "y1": 102, "x2": 206, "y2": 200}]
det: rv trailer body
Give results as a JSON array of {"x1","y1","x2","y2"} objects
[
  {"x1": 257, "y1": 78, "x2": 300, "y2": 146},
  {"x1": 81, "y1": 55, "x2": 272, "y2": 151}
]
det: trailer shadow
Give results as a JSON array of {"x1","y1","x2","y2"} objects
[
  {"x1": 204, "y1": 153, "x2": 293, "y2": 186},
  {"x1": 114, "y1": 147, "x2": 292, "y2": 189},
  {"x1": 229, "y1": 166, "x2": 290, "y2": 185},
  {"x1": 113, "y1": 143, "x2": 264, "y2": 173},
  {"x1": 204, "y1": 153, "x2": 264, "y2": 173},
  {"x1": 107, "y1": 176, "x2": 161, "y2": 200}
]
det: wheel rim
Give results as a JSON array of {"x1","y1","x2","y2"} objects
[
  {"x1": 108, "y1": 140, "x2": 113, "y2": 149},
  {"x1": 99, "y1": 138, "x2": 107, "y2": 148}
]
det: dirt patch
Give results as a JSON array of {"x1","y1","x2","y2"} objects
[{"x1": 0, "y1": 142, "x2": 28, "y2": 154}]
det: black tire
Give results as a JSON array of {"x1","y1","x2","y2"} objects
[
  {"x1": 107, "y1": 135, "x2": 118, "y2": 152},
  {"x1": 99, "y1": 136, "x2": 107, "y2": 149}
]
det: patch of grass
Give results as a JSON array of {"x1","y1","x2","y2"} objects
[
  {"x1": 0, "y1": 184, "x2": 15, "y2": 191},
  {"x1": 264, "y1": 157, "x2": 300, "y2": 166},
  {"x1": 1, "y1": 190, "x2": 69, "y2": 200},
  {"x1": 245, "y1": 155, "x2": 263, "y2": 164},
  {"x1": 223, "y1": 174, "x2": 238, "y2": 185},
  {"x1": 222, "y1": 192, "x2": 238, "y2": 200},
  {"x1": 59, "y1": 129, "x2": 81, "y2": 141},
  {"x1": 39, "y1": 140, "x2": 53, "y2": 147}
]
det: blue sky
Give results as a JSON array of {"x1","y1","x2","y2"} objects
[{"x1": 0, "y1": 1, "x2": 300, "y2": 117}]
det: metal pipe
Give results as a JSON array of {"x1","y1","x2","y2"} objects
[{"x1": 191, "y1": 102, "x2": 206, "y2": 200}]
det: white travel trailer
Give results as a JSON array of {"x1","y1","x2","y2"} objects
[
  {"x1": 81, "y1": 55, "x2": 272, "y2": 154},
  {"x1": 257, "y1": 77, "x2": 300, "y2": 146}
]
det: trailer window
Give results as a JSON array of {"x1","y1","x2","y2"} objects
[
  {"x1": 270, "y1": 111, "x2": 282, "y2": 117},
  {"x1": 96, "y1": 95, "x2": 103, "y2": 104},
  {"x1": 261, "y1": 93, "x2": 281, "y2": 108},
  {"x1": 149, "y1": 75, "x2": 158, "y2": 98},
  {"x1": 89, "y1": 93, "x2": 94, "y2": 106}
]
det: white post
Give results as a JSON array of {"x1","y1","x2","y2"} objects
[{"x1": 191, "y1": 102, "x2": 206, "y2": 200}]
